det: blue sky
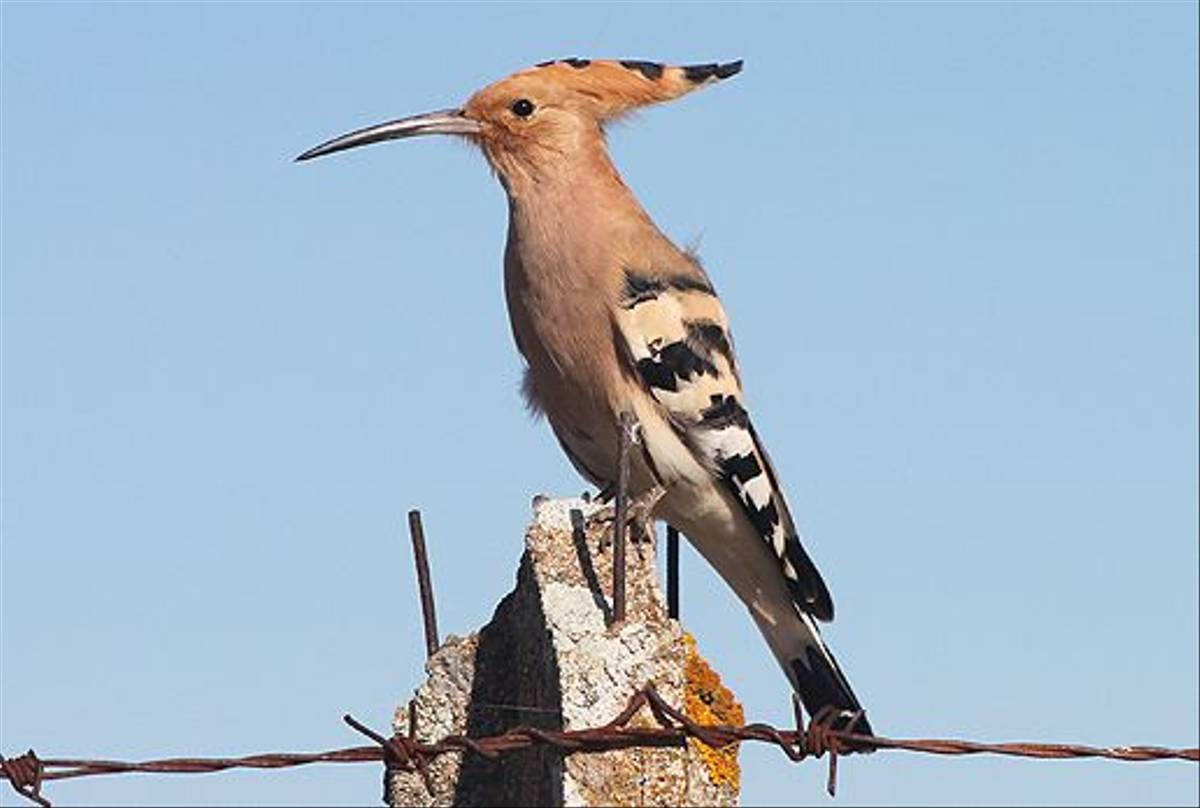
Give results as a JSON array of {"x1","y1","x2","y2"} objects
[{"x1": 2, "y1": 2, "x2": 1197, "y2": 806}]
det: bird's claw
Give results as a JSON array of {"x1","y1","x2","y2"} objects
[{"x1": 587, "y1": 484, "x2": 665, "y2": 546}]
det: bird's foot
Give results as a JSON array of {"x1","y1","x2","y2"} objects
[{"x1": 587, "y1": 484, "x2": 665, "y2": 546}]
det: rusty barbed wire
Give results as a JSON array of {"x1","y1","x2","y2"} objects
[
  {"x1": 6, "y1": 499, "x2": 1197, "y2": 806},
  {"x1": 3, "y1": 684, "x2": 1196, "y2": 807}
]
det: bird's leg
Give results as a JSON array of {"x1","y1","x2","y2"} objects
[
  {"x1": 587, "y1": 483, "x2": 665, "y2": 547},
  {"x1": 628, "y1": 483, "x2": 666, "y2": 548},
  {"x1": 587, "y1": 410, "x2": 668, "y2": 551}
]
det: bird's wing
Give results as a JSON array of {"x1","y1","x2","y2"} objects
[{"x1": 614, "y1": 267, "x2": 835, "y2": 621}]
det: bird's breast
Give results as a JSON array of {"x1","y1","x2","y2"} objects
[
  {"x1": 504, "y1": 240, "x2": 617, "y2": 396},
  {"x1": 501, "y1": 220, "x2": 635, "y2": 477}
]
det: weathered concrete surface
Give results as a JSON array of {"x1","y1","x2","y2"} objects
[{"x1": 388, "y1": 497, "x2": 741, "y2": 807}]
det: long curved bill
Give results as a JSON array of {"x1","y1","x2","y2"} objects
[{"x1": 295, "y1": 108, "x2": 481, "y2": 162}]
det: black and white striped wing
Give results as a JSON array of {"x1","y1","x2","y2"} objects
[{"x1": 614, "y1": 267, "x2": 835, "y2": 621}]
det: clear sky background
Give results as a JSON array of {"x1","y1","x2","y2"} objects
[{"x1": 2, "y1": 2, "x2": 1197, "y2": 806}]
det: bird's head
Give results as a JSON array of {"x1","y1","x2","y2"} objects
[{"x1": 297, "y1": 58, "x2": 742, "y2": 186}]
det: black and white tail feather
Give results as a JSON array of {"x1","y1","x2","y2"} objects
[
  {"x1": 615, "y1": 263, "x2": 872, "y2": 735},
  {"x1": 698, "y1": 403, "x2": 872, "y2": 734}
]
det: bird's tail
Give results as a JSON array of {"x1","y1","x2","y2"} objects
[{"x1": 753, "y1": 608, "x2": 874, "y2": 737}]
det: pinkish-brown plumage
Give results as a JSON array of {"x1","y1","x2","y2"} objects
[{"x1": 298, "y1": 58, "x2": 871, "y2": 733}]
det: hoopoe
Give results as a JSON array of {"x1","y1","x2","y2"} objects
[{"x1": 298, "y1": 58, "x2": 872, "y2": 733}]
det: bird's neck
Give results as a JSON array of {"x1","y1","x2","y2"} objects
[
  {"x1": 505, "y1": 143, "x2": 640, "y2": 211},
  {"x1": 500, "y1": 144, "x2": 663, "y2": 273}
]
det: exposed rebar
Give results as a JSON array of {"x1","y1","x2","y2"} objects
[
  {"x1": 612, "y1": 411, "x2": 635, "y2": 624},
  {"x1": 666, "y1": 525, "x2": 680, "y2": 620},
  {"x1": 407, "y1": 510, "x2": 440, "y2": 659}
]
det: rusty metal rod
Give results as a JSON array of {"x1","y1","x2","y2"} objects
[
  {"x1": 666, "y1": 525, "x2": 680, "y2": 620},
  {"x1": 407, "y1": 510, "x2": 440, "y2": 658},
  {"x1": 612, "y1": 411, "x2": 634, "y2": 624}
]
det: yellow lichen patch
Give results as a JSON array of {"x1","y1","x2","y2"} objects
[{"x1": 682, "y1": 632, "x2": 744, "y2": 791}]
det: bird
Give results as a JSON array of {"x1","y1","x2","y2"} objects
[{"x1": 297, "y1": 57, "x2": 872, "y2": 734}]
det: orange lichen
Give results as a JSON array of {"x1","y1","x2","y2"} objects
[{"x1": 682, "y1": 632, "x2": 744, "y2": 791}]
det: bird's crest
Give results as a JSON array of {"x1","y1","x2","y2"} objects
[{"x1": 491, "y1": 57, "x2": 743, "y2": 121}]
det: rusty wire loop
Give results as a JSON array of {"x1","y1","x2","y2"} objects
[
  {"x1": 1, "y1": 751, "x2": 49, "y2": 807},
  {"x1": 5, "y1": 685, "x2": 1197, "y2": 807}
]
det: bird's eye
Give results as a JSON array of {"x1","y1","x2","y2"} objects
[{"x1": 510, "y1": 98, "x2": 535, "y2": 118}]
